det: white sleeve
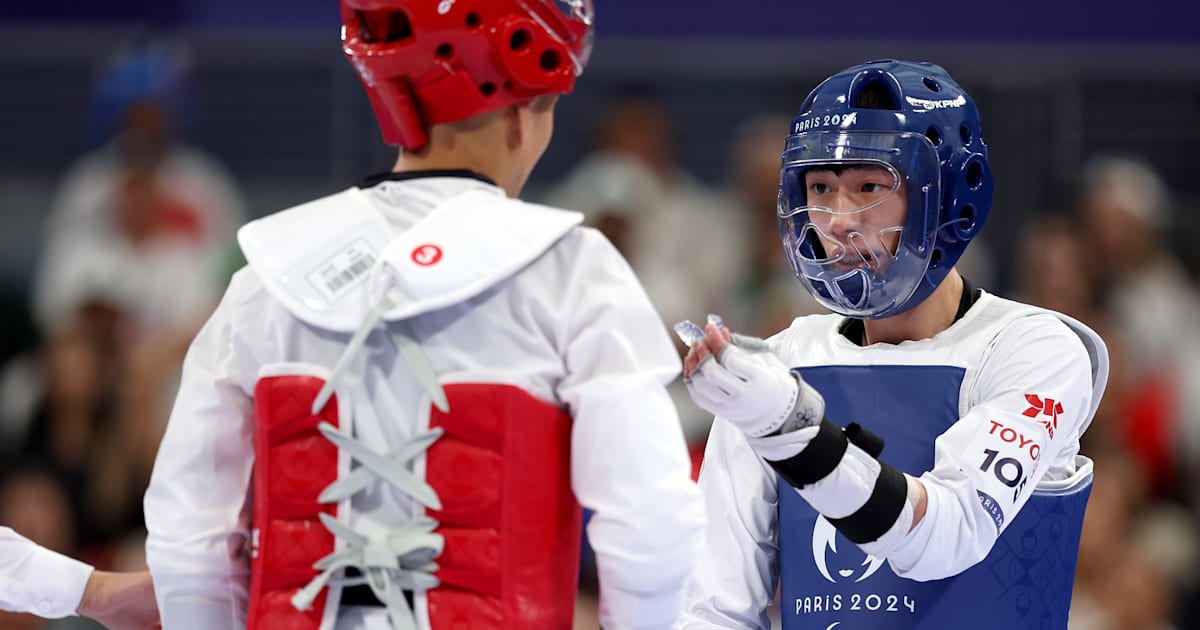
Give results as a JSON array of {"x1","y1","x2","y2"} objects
[
  {"x1": 677, "y1": 418, "x2": 779, "y2": 630},
  {"x1": 553, "y1": 232, "x2": 704, "y2": 630},
  {"x1": 0, "y1": 527, "x2": 93, "y2": 618},
  {"x1": 876, "y1": 314, "x2": 1098, "y2": 581},
  {"x1": 143, "y1": 273, "x2": 258, "y2": 629}
]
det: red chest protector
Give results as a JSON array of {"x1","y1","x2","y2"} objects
[{"x1": 247, "y1": 375, "x2": 582, "y2": 629}]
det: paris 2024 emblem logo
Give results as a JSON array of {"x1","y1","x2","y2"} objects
[
  {"x1": 796, "y1": 516, "x2": 917, "y2": 625},
  {"x1": 812, "y1": 515, "x2": 886, "y2": 583}
]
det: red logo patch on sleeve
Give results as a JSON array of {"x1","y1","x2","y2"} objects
[{"x1": 1022, "y1": 394, "x2": 1063, "y2": 438}]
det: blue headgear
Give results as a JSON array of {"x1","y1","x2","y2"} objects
[
  {"x1": 87, "y1": 44, "x2": 192, "y2": 145},
  {"x1": 778, "y1": 60, "x2": 992, "y2": 319}
]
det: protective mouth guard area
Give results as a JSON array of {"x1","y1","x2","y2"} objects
[{"x1": 673, "y1": 320, "x2": 705, "y2": 345}]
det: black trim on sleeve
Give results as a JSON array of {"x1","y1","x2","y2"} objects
[
  {"x1": 766, "y1": 419, "x2": 849, "y2": 488},
  {"x1": 844, "y1": 422, "x2": 885, "y2": 458},
  {"x1": 827, "y1": 461, "x2": 909, "y2": 544}
]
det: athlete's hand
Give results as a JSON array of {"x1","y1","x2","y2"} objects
[
  {"x1": 680, "y1": 316, "x2": 824, "y2": 440},
  {"x1": 77, "y1": 570, "x2": 161, "y2": 630}
]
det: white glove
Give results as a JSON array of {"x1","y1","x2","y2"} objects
[{"x1": 684, "y1": 330, "x2": 825, "y2": 440}]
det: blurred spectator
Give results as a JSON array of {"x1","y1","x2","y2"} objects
[
  {"x1": 34, "y1": 42, "x2": 244, "y2": 340},
  {"x1": 544, "y1": 91, "x2": 743, "y2": 330},
  {"x1": 0, "y1": 291, "x2": 42, "y2": 456},
  {"x1": 1070, "y1": 447, "x2": 1186, "y2": 630},
  {"x1": 1013, "y1": 214, "x2": 1105, "y2": 324},
  {"x1": 1046, "y1": 155, "x2": 1200, "y2": 630},
  {"x1": 0, "y1": 466, "x2": 76, "y2": 566},
  {"x1": 1077, "y1": 156, "x2": 1200, "y2": 501},
  {"x1": 7, "y1": 41, "x2": 246, "y2": 580},
  {"x1": 13, "y1": 327, "x2": 144, "y2": 557}
]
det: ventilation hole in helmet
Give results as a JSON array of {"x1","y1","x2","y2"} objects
[
  {"x1": 959, "y1": 204, "x2": 977, "y2": 234},
  {"x1": 960, "y1": 124, "x2": 973, "y2": 144},
  {"x1": 929, "y1": 248, "x2": 944, "y2": 269},
  {"x1": 480, "y1": 82, "x2": 496, "y2": 96},
  {"x1": 510, "y1": 29, "x2": 531, "y2": 52},
  {"x1": 358, "y1": 10, "x2": 412, "y2": 43},
  {"x1": 465, "y1": 12, "x2": 481, "y2": 28},
  {"x1": 922, "y1": 77, "x2": 942, "y2": 92},
  {"x1": 436, "y1": 43, "x2": 454, "y2": 59},
  {"x1": 355, "y1": 12, "x2": 377, "y2": 42},
  {"x1": 853, "y1": 79, "x2": 899, "y2": 110},
  {"x1": 540, "y1": 49, "x2": 562, "y2": 71},
  {"x1": 504, "y1": 80, "x2": 513, "y2": 90},
  {"x1": 965, "y1": 160, "x2": 984, "y2": 190},
  {"x1": 925, "y1": 126, "x2": 943, "y2": 146}
]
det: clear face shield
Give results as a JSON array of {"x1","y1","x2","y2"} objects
[
  {"x1": 522, "y1": 0, "x2": 595, "y2": 74},
  {"x1": 778, "y1": 131, "x2": 942, "y2": 318},
  {"x1": 552, "y1": 0, "x2": 594, "y2": 24}
]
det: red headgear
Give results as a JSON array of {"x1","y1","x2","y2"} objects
[{"x1": 342, "y1": 0, "x2": 593, "y2": 149}]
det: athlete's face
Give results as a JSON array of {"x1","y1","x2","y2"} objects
[{"x1": 803, "y1": 165, "x2": 908, "y2": 273}]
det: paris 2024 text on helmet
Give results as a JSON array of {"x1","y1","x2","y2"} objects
[
  {"x1": 341, "y1": 0, "x2": 593, "y2": 150},
  {"x1": 778, "y1": 59, "x2": 994, "y2": 319}
]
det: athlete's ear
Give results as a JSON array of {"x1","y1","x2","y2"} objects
[
  {"x1": 504, "y1": 104, "x2": 523, "y2": 152},
  {"x1": 506, "y1": 95, "x2": 557, "y2": 151}
]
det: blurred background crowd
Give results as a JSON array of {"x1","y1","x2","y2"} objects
[{"x1": 3, "y1": 1, "x2": 1200, "y2": 629}]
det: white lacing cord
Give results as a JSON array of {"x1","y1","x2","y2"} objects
[
  {"x1": 295, "y1": 292, "x2": 452, "y2": 630},
  {"x1": 318, "y1": 424, "x2": 444, "y2": 509},
  {"x1": 311, "y1": 296, "x2": 450, "y2": 417},
  {"x1": 388, "y1": 319, "x2": 450, "y2": 414},
  {"x1": 310, "y1": 298, "x2": 391, "y2": 417},
  {"x1": 291, "y1": 513, "x2": 442, "y2": 630}
]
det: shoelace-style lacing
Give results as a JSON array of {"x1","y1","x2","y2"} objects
[{"x1": 294, "y1": 289, "x2": 450, "y2": 630}]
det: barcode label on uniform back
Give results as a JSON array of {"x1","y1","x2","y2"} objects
[{"x1": 307, "y1": 239, "x2": 378, "y2": 302}]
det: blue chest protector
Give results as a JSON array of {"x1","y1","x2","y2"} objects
[{"x1": 778, "y1": 365, "x2": 1091, "y2": 630}]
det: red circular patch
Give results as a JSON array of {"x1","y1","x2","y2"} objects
[{"x1": 411, "y1": 244, "x2": 443, "y2": 266}]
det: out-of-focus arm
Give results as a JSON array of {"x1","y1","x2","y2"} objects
[
  {"x1": 143, "y1": 271, "x2": 258, "y2": 629},
  {"x1": 676, "y1": 419, "x2": 780, "y2": 630},
  {"x1": 0, "y1": 527, "x2": 93, "y2": 618},
  {"x1": 552, "y1": 231, "x2": 704, "y2": 630}
]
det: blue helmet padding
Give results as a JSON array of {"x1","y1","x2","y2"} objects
[{"x1": 779, "y1": 59, "x2": 993, "y2": 318}]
